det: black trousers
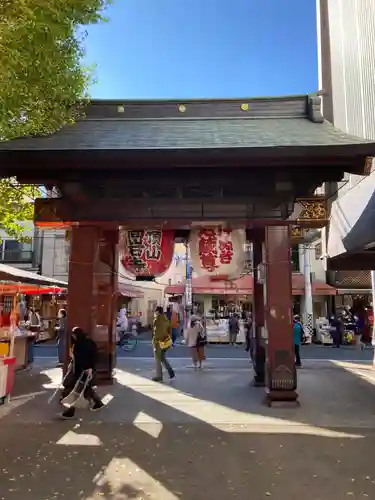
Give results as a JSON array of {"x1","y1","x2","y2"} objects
[
  {"x1": 61, "y1": 371, "x2": 102, "y2": 412},
  {"x1": 294, "y1": 344, "x2": 301, "y2": 366}
]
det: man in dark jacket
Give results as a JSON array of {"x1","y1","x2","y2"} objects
[{"x1": 61, "y1": 326, "x2": 104, "y2": 419}]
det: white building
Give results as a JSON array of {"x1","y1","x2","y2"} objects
[
  {"x1": 39, "y1": 229, "x2": 69, "y2": 280},
  {"x1": 0, "y1": 222, "x2": 41, "y2": 272},
  {"x1": 316, "y1": 0, "x2": 375, "y2": 303}
]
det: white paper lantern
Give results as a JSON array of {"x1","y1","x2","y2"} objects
[{"x1": 189, "y1": 226, "x2": 246, "y2": 279}]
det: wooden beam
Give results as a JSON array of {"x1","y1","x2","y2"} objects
[
  {"x1": 34, "y1": 196, "x2": 328, "y2": 229},
  {"x1": 2, "y1": 148, "x2": 367, "y2": 175}
]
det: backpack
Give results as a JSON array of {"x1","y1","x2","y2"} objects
[{"x1": 296, "y1": 322, "x2": 304, "y2": 342}]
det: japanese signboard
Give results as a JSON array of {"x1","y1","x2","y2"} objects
[
  {"x1": 189, "y1": 226, "x2": 246, "y2": 279},
  {"x1": 119, "y1": 229, "x2": 175, "y2": 277}
]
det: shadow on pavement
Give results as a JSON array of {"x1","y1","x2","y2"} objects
[
  {"x1": 10, "y1": 369, "x2": 52, "y2": 399},
  {"x1": 164, "y1": 359, "x2": 375, "y2": 428},
  {"x1": 1, "y1": 361, "x2": 375, "y2": 499}
]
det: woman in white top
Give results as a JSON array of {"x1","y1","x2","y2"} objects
[{"x1": 184, "y1": 314, "x2": 206, "y2": 370}]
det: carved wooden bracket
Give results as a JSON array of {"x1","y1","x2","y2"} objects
[{"x1": 295, "y1": 196, "x2": 327, "y2": 228}]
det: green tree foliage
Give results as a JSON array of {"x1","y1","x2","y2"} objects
[
  {"x1": 0, "y1": 1, "x2": 110, "y2": 239},
  {"x1": 0, "y1": 179, "x2": 41, "y2": 240},
  {"x1": 0, "y1": 0, "x2": 111, "y2": 140}
]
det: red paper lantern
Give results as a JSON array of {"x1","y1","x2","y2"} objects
[{"x1": 119, "y1": 229, "x2": 175, "y2": 277}]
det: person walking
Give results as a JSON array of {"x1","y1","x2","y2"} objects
[
  {"x1": 185, "y1": 313, "x2": 206, "y2": 370},
  {"x1": 170, "y1": 306, "x2": 180, "y2": 347},
  {"x1": 293, "y1": 315, "x2": 303, "y2": 368},
  {"x1": 330, "y1": 314, "x2": 342, "y2": 348},
  {"x1": 244, "y1": 312, "x2": 252, "y2": 354},
  {"x1": 55, "y1": 309, "x2": 68, "y2": 366},
  {"x1": 354, "y1": 313, "x2": 365, "y2": 350},
  {"x1": 152, "y1": 307, "x2": 175, "y2": 382},
  {"x1": 228, "y1": 313, "x2": 240, "y2": 346},
  {"x1": 61, "y1": 326, "x2": 105, "y2": 419}
]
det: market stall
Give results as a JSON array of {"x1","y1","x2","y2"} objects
[
  {"x1": 165, "y1": 274, "x2": 336, "y2": 344},
  {"x1": 0, "y1": 264, "x2": 67, "y2": 372},
  {"x1": 315, "y1": 317, "x2": 334, "y2": 345},
  {"x1": 205, "y1": 316, "x2": 246, "y2": 343}
]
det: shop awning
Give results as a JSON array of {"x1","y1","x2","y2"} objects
[
  {"x1": 0, "y1": 284, "x2": 66, "y2": 295},
  {"x1": 118, "y1": 283, "x2": 144, "y2": 299},
  {"x1": 328, "y1": 172, "x2": 375, "y2": 258},
  {"x1": 0, "y1": 264, "x2": 68, "y2": 287},
  {"x1": 291, "y1": 273, "x2": 336, "y2": 296},
  {"x1": 165, "y1": 273, "x2": 336, "y2": 296}
]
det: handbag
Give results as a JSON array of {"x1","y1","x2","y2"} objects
[
  {"x1": 159, "y1": 337, "x2": 172, "y2": 350},
  {"x1": 60, "y1": 372, "x2": 92, "y2": 409},
  {"x1": 197, "y1": 330, "x2": 207, "y2": 346},
  {"x1": 196, "y1": 321, "x2": 207, "y2": 346}
]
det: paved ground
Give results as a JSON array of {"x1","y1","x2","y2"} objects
[
  {"x1": 1, "y1": 357, "x2": 375, "y2": 499},
  {"x1": 35, "y1": 341, "x2": 375, "y2": 361}
]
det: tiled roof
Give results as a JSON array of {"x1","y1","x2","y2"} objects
[{"x1": 0, "y1": 94, "x2": 374, "y2": 152}]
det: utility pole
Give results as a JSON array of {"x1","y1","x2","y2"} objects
[
  {"x1": 184, "y1": 241, "x2": 192, "y2": 331},
  {"x1": 303, "y1": 244, "x2": 314, "y2": 335}
]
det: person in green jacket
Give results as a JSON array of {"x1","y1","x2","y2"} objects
[{"x1": 152, "y1": 307, "x2": 175, "y2": 382}]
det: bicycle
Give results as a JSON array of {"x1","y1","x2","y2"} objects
[{"x1": 118, "y1": 332, "x2": 139, "y2": 352}]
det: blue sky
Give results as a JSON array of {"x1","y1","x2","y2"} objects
[{"x1": 84, "y1": 0, "x2": 318, "y2": 99}]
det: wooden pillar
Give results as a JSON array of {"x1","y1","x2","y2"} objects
[
  {"x1": 251, "y1": 228, "x2": 266, "y2": 386},
  {"x1": 66, "y1": 225, "x2": 118, "y2": 384},
  {"x1": 67, "y1": 225, "x2": 99, "y2": 334},
  {"x1": 95, "y1": 229, "x2": 119, "y2": 383},
  {"x1": 264, "y1": 225, "x2": 297, "y2": 405}
]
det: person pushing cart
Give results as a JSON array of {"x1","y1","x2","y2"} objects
[{"x1": 60, "y1": 326, "x2": 105, "y2": 419}]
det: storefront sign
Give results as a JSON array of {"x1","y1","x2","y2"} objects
[
  {"x1": 119, "y1": 229, "x2": 174, "y2": 277},
  {"x1": 189, "y1": 226, "x2": 246, "y2": 278}
]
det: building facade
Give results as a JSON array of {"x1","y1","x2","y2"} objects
[
  {"x1": 317, "y1": 0, "x2": 375, "y2": 302},
  {"x1": 0, "y1": 222, "x2": 41, "y2": 272}
]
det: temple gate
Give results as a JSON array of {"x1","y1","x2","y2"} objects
[{"x1": 0, "y1": 94, "x2": 374, "y2": 404}]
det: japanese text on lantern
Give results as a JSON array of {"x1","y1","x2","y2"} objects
[
  {"x1": 218, "y1": 227, "x2": 233, "y2": 265},
  {"x1": 128, "y1": 230, "x2": 146, "y2": 267},
  {"x1": 127, "y1": 230, "x2": 162, "y2": 272},
  {"x1": 144, "y1": 230, "x2": 162, "y2": 260},
  {"x1": 198, "y1": 228, "x2": 218, "y2": 272}
]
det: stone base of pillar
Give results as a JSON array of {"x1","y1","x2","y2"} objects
[
  {"x1": 265, "y1": 389, "x2": 299, "y2": 407},
  {"x1": 266, "y1": 349, "x2": 299, "y2": 405},
  {"x1": 96, "y1": 347, "x2": 116, "y2": 385}
]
